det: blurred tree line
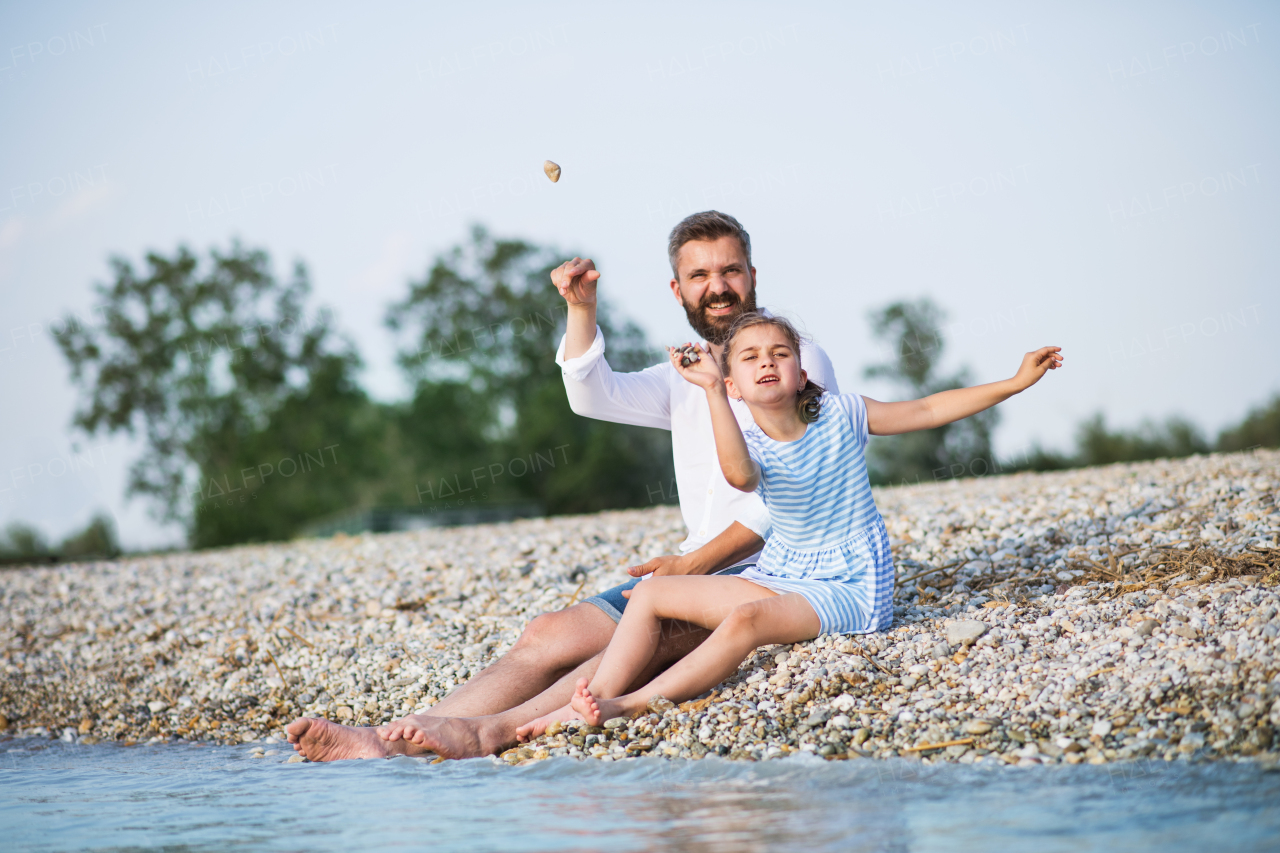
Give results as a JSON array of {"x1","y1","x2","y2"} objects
[
  {"x1": 17, "y1": 231, "x2": 1277, "y2": 555},
  {"x1": 0, "y1": 514, "x2": 120, "y2": 565},
  {"x1": 50, "y1": 227, "x2": 672, "y2": 549},
  {"x1": 863, "y1": 299, "x2": 1280, "y2": 486},
  {"x1": 1014, "y1": 400, "x2": 1280, "y2": 471}
]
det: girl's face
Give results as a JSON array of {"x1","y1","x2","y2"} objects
[{"x1": 723, "y1": 324, "x2": 807, "y2": 411}]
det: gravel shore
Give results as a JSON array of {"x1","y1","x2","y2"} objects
[{"x1": 3, "y1": 451, "x2": 1279, "y2": 768}]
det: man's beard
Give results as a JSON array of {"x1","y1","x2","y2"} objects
[{"x1": 681, "y1": 287, "x2": 758, "y2": 345}]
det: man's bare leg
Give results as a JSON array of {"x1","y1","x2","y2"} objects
[
  {"x1": 286, "y1": 603, "x2": 615, "y2": 762},
  {"x1": 384, "y1": 618, "x2": 712, "y2": 758},
  {"x1": 286, "y1": 605, "x2": 712, "y2": 761},
  {"x1": 414, "y1": 523, "x2": 760, "y2": 721},
  {"x1": 426, "y1": 603, "x2": 619, "y2": 718}
]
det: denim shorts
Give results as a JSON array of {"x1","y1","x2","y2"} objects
[{"x1": 582, "y1": 564, "x2": 754, "y2": 623}]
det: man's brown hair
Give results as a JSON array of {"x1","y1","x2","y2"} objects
[{"x1": 667, "y1": 210, "x2": 752, "y2": 278}]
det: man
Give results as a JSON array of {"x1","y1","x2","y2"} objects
[{"x1": 287, "y1": 211, "x2": 839, "y2": 761}]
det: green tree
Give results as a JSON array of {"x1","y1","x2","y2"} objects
[
  {"x1": 1217, "y1": 395, "x2": 1280, "y2": 452},
  {"x1": 1074, "y1": 413, "x2": 1209, "y2": 466},
  {"x1": 0, "y1": 522, "x2": 51, "y2": 564},
  {"x1": 862, "y1": 298, "x2": 998, "y2": 485},
  {"x1": 52, "y1": 242, "x2": 382, "y2": 547},
  {"x1": 58, "y1": 513, "x2": 121, "y2": 560},
  {"x1": 1012, "y1": 412, "x2": 1213, "y2": 473},
  {"x1": 386, "y1": 226, "x2": 673, "y2": 513},
  {"x1": 0, "y1": 515, "x2": 121, "y2": 565}
]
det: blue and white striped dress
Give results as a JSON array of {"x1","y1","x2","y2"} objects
[{"x1": 737, "y1": 393, "x2": 894, "y2": 634}]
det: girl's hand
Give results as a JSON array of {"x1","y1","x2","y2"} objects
[
  {"x1": 669, "y1": 343, "x2": 725, "y2": 392},
  {"x1": 1012, "y1": 346, "x2": 1064, "y2": 391}
]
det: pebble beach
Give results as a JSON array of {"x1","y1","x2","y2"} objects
[{"x1": 3, "y1": 451, "x2": 1279, "y2": 769}]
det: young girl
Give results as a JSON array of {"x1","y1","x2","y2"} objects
[{"x1": 520, "y1": 313, "x2": 1062, "y2": 732}]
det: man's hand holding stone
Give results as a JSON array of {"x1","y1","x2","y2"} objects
[{"x1": 552, "y1": 257, "x2": 599, "y2": 306}]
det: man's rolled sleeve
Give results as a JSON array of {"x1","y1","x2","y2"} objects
[
  {"x1": 555, "y1": 326, "x2": 607, "y2": 382},
  {"x1": 733, "y1": 492, "x2": 772, "y2": 542},
  {"x1": 555, "y1": 325, "x2": 672, "y2": 429}
]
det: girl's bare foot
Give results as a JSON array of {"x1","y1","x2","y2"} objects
[
  {"x1": 514, "y1": 703, "x2": 578, "y2": 743},
  {"x1": 569, "y1": 678, "x2": 624, "y2": 727}
]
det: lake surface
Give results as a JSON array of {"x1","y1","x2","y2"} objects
[{"x1": 3, "y1": 740, "x2": 1278, "y2": 852}]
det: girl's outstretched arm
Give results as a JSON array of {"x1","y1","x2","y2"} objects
[
  {"x1": 865, "y1": 346, "x2": 1063, "y2": 436},
  {"x1": 668, "y1": 344, "x2": 760, "y2": 491}
]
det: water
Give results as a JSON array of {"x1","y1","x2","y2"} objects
[{"x1": 3, "y1": 741, "x2": 1278, "y2": 852}]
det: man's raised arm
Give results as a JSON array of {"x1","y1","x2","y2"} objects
[
  {"x1": 552, "y1": 257, "x2": 672, "y2": 430},
  {"x1": 554, "y1": 257, "x2": 601, "y2": 361}
]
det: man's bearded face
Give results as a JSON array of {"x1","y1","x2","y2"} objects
[
  {"x1": 671, "y1": 236, "x2": 759, "y2": 346},
  {"x1": 680, "y1": 285, "x2": 758, "y2": 345}
]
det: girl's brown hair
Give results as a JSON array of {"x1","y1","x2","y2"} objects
[{"x1": 721, "y1": 312, "x2": 825, "y2": 423}]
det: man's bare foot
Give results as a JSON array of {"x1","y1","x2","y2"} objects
[
  {"x1": 514, "y1": 703, "x2": 579, "y2": 743},
  {"x1": 570, "y1": 678, "x2": 629, "y2": 727},
  {"x1": 380, "y1": 714, "x2": 436, "y2": 746},
  {"x1": 286, "y1": 717, "x2": 408, "y2": 761},
  {"x1": 378, "y1": 714, "x2": 506, "y2": 759},
  {"x1": 379, "y1": 720, "x2": 405, "y2": 741}
]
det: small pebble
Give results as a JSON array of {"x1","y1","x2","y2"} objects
[{"x1": 945, "y1": 620, "x2": 988, "y2": 646}]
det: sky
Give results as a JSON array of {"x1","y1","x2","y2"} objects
[{"x1": 1, "y1": 1, "x2": 1277, "y2": 550}]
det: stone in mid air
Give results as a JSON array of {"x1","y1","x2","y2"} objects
[{"x1": 543, "y1": 160, "x2": 561, "y2": 182}]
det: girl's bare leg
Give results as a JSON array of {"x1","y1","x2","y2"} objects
[
  {"x1": 511, "y1": 618, "x2": 708, "y2": 742},
  {"x1": 514, "y1": 578, "x2": 737, "y2": 737},
  {"x1": 569, "y1": 578, "x2": 820, "y2": 724},
  {"x1": 520, "y1": 576, "x2": 774, "y2": 737}
]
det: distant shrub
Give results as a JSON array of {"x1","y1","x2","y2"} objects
[{"x1": 1217, "y1": 395, "x2": 1280, "y2": 452}]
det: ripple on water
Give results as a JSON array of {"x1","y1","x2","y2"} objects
[{"x1": 1, "y1": 741, "x2": 1278, "y2": 852}]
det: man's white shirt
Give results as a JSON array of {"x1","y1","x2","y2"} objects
[{"x1": 555, "y1": 323, "x2": 839, "y2": 566}]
